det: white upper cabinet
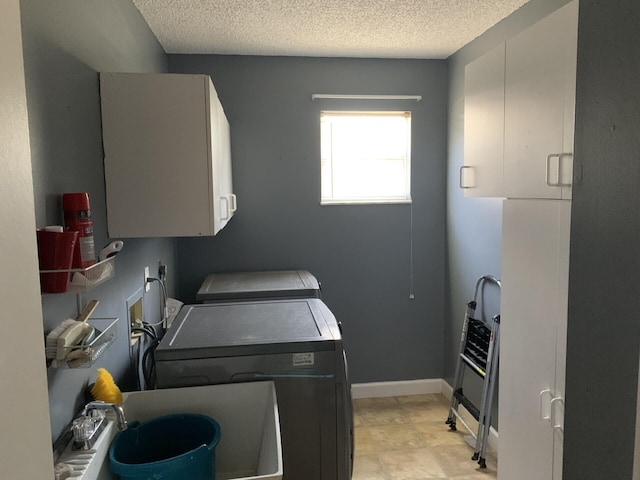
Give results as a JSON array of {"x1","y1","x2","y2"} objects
[
  {"x1": 461, "y1": 43, "x2": 506, "y2": 197},
  {"x1": 100, "y1": 73, "x2": 236, "y2": 238},
  {"x1": 462, "y1": 0, "x2": 578, "y2": 199},
  {"x1": 504, "y1": 0, "x2": 578, "y2": 199}
]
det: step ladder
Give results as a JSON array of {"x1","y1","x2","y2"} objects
[{"x1": 446, "y1": 275, "x2": 501, "y2": 469}]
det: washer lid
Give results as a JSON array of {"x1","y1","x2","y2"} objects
[
  {"x1": 156, "y1": 298, "x2": 341, "y2": 360},
  {"x1": 196, "y1": 270, "x2": 320, "y2": 302}
]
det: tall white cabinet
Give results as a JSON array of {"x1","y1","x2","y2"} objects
[
  {"x1": 460, "y1": 1, "x2": 579, "y2": 478},
  {"x1": 461, "y1": 0, "x2": 578, "y2": 200},
  {"x1": 100, "y1": 73, "x2": 236, "y2": 238},
  {"x1": 500, "y1": 199, "x2": 570, "y2": 480},
  {"x1": 495, "y1": 2, "x2": 577, "y2": 479}
]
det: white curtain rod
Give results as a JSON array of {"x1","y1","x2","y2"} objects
[{"x1": 311, "y1": 94, "x2": 422, "y2": 102}]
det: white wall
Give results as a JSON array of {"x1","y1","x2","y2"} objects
[{"x1": 0, "y1": 0, "x2": 54, "y2": 477}]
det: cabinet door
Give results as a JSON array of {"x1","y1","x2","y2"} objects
[
  {"x1": 551, "y1": 200, "x2": 570, "y2": 479},
  {"x1": 504, "y1": 1, "x2": 578, "y2": 200},
  {"x1": 462, "y1": 43, "x2": 505, "y2": 197},
  {"x1": 499, "y1": 199, "x2": 570, "y2": 480},
  {"x1": 102, "y1": 74, "x2": 213, "y2": 237},
  {"x1": 207, "y1": 80, "x2": 233, "y2": 234},
  {"x1": 101, "y1": 73, "x2": 235, "y2": 238},
  {"x1": 206, "y1": 79, "x2": 235, "y2": 235}
]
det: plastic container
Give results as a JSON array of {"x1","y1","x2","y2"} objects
[
  {"x1": 109, "y1": 414, "x2": 221, "y2": 480},
  {"x1": 120, "y1": 382, "x2": 282, "y2": 480},
  {"x1": 36, "y1": 229, "x2": 78, "y2": 293}
]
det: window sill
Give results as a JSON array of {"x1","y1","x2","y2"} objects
[{"x1": 320, "y1": 199, "x2": 412, "y2": 206}]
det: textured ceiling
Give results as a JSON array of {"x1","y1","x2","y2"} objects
[{"x1": 132, "y1": 0, "x2": 531, "y2": 59}]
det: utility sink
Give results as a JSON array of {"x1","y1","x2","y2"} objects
[{"x1": 59, "y1": 381, "x2": 282, "y2": 480}]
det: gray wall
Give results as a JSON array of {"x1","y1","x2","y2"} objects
[
  {"x1": 169, "y1": 55, "x2": 448, "y2": 383},
  {"x1": 564, "y1": 0, "x2": 640, "y2": 477},
  {"x1": 19, "y1": 0, "x2": 176, "y2": 444}
]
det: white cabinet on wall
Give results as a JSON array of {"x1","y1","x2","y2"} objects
[
  {"x1": 499, "y1": 199, "x2": 570, "y2": 480},
  {"x1": 504, "y1": 0, "x2": 578, "y2": 199},
  {"x1": 461, "y1": 43, "x2": 505, "y2": 197},
  {"x1": 461, "y1": 0, "x2": 578, "y2": 199},
  {"x1": 100, "y1": 73, "x2": 236, "y2": 238}
]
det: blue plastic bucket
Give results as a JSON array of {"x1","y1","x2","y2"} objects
[{"x1": 109, "y1": 413, "x2": 221, "y2": 480}]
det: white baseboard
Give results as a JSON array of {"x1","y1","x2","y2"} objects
[
  {"x1": 351, "y1": 378, "x2": 445, "y2": 399},
  {"x1": 351, "y1": 378, "x2": 499, "y2": 454},
  {"x1": 441, "y1": 380, "x2": 454, "y2": 400}
]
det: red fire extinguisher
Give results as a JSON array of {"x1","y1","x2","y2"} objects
[{"x1": 63, "y1": 192, "x2": 96, "y2": 269}]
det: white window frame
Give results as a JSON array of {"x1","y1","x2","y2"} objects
[{"x1": 320, "y1": 110, "x2": 412, "y2": 205}]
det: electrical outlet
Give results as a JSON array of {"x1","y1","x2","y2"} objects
[
  {"x1": 158, "y1": 262, "x2": 167, "y2": 282},
  {"x1": 144, "y1": 266, "x2": 150, "y2": 292}
]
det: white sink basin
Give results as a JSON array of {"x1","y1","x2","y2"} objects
[{"x1": 58, "y1": 381, "x2": 282, "y2": 480}]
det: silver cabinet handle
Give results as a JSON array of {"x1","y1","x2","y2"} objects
[
  {"x1": 220, "y1": 196, "x2": 230, "y2": 220},
  {"x1": 546, "y1": 154, "x2": 561, "y2": 186},
  {"x1": 558, "y1": 153, "x2": 573, "y2": 187},
  {"x1": 550, "y1": 396, "x2": 564, "y2": 432},
  {"x1": 539, "y1": 389, "x2": 553, "y2": 421},
  {"x1": 546, "y1": 153, "x2": 573, "y2": 187},
  {"x1": 459, "y1": 165, "x2": 473, "y2": 189}
]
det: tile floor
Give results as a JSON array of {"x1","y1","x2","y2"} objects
[{"x1": 352, "y1": 394, "x2": 498, "y2": 480}]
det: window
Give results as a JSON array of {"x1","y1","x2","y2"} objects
[{"x1": 320, "y1": 111, "x2": 411, "y2": 204}]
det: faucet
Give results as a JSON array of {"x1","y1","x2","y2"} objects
[
  {"x1": 72, "y1": 401, "x2": 127, "y2": 450},
  {"x1": 83, "y1": 401, "x2": 128, "y2": 431}
]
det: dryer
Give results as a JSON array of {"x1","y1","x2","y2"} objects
[
  {"x1": 155, "y1": 298, "x2": 353, "y2": 480},
  {"x1": 196, "y1": 269, "x2": 321, "y2": 303}
]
